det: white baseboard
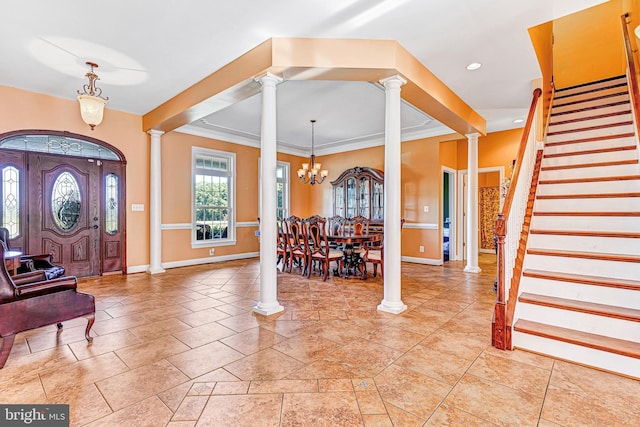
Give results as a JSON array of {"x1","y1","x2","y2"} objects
[
  {"x1": 126, "y1": 252, "x2": 260, "y2": 274},
  {"x1": 401, "y1": 256, "x2": 443, "y2": 266}
]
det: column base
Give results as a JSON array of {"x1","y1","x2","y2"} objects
[
  {"x1": 253, "y1": 302, "x2": 284, "y2": 316},
  {"x1": 377, "y1": 300, "x2": 407, "y2": 314},
  {"x1": 147, "y1": 266, "x2": 166, "y2": 274},
  {"x1": 464, "y1": 265, "x2": 482, "y2": 273}
]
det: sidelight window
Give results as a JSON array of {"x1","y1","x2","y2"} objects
[
  {"x1": 1, "y1": 166, "x2": 20, "y2": 238},
  {"x1": 105, "y1": 173, "x2": 118, "y2": 234}
]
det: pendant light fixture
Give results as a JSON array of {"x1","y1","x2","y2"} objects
[
  {"x1": 297, "y1": 119, "x2": 328, "y2": 185},
  {"x1": 77, "y1": 62, "x2": 108, "y2": 130}
]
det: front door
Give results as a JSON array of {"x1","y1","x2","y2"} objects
[{"x1": 28, "y1": 154, "x2": 101, "y2": 277}]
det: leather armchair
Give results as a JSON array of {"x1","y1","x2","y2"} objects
[{"x1": 0, "y1": 227, "x2": 65, "y2": 279}]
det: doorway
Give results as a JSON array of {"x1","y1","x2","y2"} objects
[
  {"x1": 458, "y1": 166, "x2": 504, "y2": 261},
  {"x1": 442, "y1": 167, "x2": 456, "y2": 262},
  {"x1": 0, "y1": 130, "x2": 126, "y2": 277}
]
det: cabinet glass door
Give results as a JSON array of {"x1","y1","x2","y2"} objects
[
  {"x1": 346, "y1": 178, "x2": 356, "y2": 218},
  {"x1": 359, "y1": 177, "x2": 370, "y2": 218},
  {"x1": 373, "y1": 181, "x2": 384, "y2": 220}
]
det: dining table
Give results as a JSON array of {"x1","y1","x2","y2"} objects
[{"x1": 326, "y1": 233, "x2": 382, "y2": 279}]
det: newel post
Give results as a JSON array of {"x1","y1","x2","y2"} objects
[{"x1": 492, "y1": 214, "x2": 507, "y2": 349}]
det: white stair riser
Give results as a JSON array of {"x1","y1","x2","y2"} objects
[
  {"x1": 517, "y1": 303, "x2": 639, "y2": 341},
  {"x1": 555, "y1": 78, "x2": 627, "y2": 97},
  {"x1": 549, "y1": 104, "x2": 631, "y2": 123},
  {"x1": 530, "y1": 216, "x2": 640, "y2": 232},
  {"x1": 539, "y1": 164, "x2": 640, "y2": 180},
  {"x1": 544, "y1": 137, "x2": 638, "y2": 155},
  {"x1": 519, "y1": 276, "x2": 640, "y2": 310},
  {"x1": 548, "y1": 114, "x2": 633, "y2": 134},
  {"x1": 533, "y1": 197, "x2": 640, "y2": 211},
  {"x1": 537, "y1": 180, "x2": 640, "y2": 195},
  {"x1": 547, "y1": 124, "x2": 635, "y2": 143},
  {"x1": 542, "y1": 150, "x2": 637, "y2": 167},
  {"x1": 512, "y1": 332, "x2": 640, "y2": 378},
  {"x1": 551, "y1": 94, "x2": 630, "y2": 115},
  {"x1": 523, "y1": 254, "x2": 639, "y2": 281},
  {"x1": 528, "y1": 234, "x2": 640, "y2": 256}
]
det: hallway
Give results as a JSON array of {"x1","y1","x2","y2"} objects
[{"x1": 1, "y1": 255, "x2": 638, "y2": 426}]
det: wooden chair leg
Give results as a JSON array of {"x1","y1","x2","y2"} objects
[
  {"x1": 85, "y1": 314, "x2": 95, "y2": 342},
  {"x1": 0, "y1": 334, "x2": 16, "y2": 369}
]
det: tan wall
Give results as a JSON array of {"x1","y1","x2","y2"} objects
[
  {"x1": 554, "y1": 0, "x2": 627, "y2": 88},
  {"x1": 0, "y1": 85, "x2": 150, "y2": 269}
]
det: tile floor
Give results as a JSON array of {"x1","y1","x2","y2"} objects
[{"x1": 1, "y1": 254, "x2": 639, "y2": 426}]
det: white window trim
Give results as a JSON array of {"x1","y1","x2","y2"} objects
[
  {"x1": 191, "y1": 146, "x2": 236, "y2": 248},
  {"x1": 258, "y1": 159, "x2": 290, "y2": 220}
]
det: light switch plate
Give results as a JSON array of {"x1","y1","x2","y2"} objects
[{"x1": 131, "y1": 204, "x2": 145, "y2": 211}]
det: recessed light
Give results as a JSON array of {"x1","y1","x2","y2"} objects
[
  {"x1": 466, "y1": 62, "x2": 482, "y2": 71},
  {"x1": 513, "y1": 119, "x2": 524, "y2": 124}
]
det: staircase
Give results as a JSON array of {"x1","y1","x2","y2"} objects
[{"x1": 512, "y1": 75, "x2": 640, "y2": 378}]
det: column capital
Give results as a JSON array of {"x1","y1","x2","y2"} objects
[
  {"x1": 380, "y1": 74, "x2": 407, "y2": 88},
  {"x1": 148, "y1": 129, "x2": 165, "y2": 138},
  {"x1": 465, "y1": 132, "x2": 480, "y2": 141},
  {"x1": 255, "y1": 72, "x2": 283, "y2": 86}
]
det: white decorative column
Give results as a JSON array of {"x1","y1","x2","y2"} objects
[
  {"x1": 148, "y1": 129, "x2": 165, "y2": 274},
  {"x1": 378, "y1": 75, "x2": 407, "y2": 314},
  {"x1": 464, "y1": 132, "x2": 482, "y2": 273},
  {"x1": 254, "y1": 73, "x2": 284, "y2": 316}
]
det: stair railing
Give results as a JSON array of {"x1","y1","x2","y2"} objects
[
  {"x1": 492, "y1": 88, "x2": 542, "y2": 350},
  {"x1": 621, "y1": 13, "x2": 640, "y2": 152}
]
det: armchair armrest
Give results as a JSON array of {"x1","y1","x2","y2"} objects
[
  {"x1": 11, "y1": 270, "x2": 47, "y2": 285},
  {"x1": 14, "y1": 276, "x2": 78, "y2": 299}
]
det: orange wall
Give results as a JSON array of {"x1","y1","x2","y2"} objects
[
  {"x1": 528, "y1": 21, "x2": 554, "y2": 130},
  {"x1": 554, "y1": 0, "x2": 627, "y2": 88},
  {"x1": 0, "y1": 85, "x2": 150, "y2": 269},
  {"x1": 160, "y1": 131, "x2": 309, "y2": 263},
  {"x1": 456, "y1": 128, "x2": 522, "y2": 173}
]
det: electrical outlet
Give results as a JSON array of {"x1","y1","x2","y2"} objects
[
  {"x1": 209, "y1": 248, "x2": 215, "y2": 256},
  {"x1": 423, "y1": 205, "x2": 429, "y2": 213},
  {"x1": 419, "y1": 245, "x2": 424, "y2": 253}
]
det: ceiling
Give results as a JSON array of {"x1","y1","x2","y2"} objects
[{"x1": 1, "y1": 0, "x2": 606, "y2": 155}]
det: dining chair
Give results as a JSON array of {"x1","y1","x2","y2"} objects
[
  {"x1": 304, "y1": 215, "x2": 343, "y2": 281},
  {"x1": 363, "y1": 218, "x2": 405, "y2": 278},
  {"x1": 347, "y1": 215, "x2": 370, "y2": 256},
  {"x1": 327, "y1": 215, "x2": 346, "y2": 250},
  {"x1": 285, "y1": 215, "x2": 307, "y2": 275},
  {"x1": 276, "y1": 218, "x2": 289, "y2": 271}
]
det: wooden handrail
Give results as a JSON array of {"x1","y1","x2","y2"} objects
[
  {"x1": 492, "y1": 88, "x2": 541, "y2": 350},
  {"x1": 621, "y1": 13, "x2": 640, "y2": 140}
]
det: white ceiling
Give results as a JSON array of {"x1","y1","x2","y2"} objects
[{"x1": 1, "y1": 0, "x2": 606, "y2": 154}]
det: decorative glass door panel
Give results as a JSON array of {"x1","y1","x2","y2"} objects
[
  {"x1": 334, "y1": 183, "x2": 344, "y2": 217},
  {"x1": 373, "y1": 181, "x2": 384, "y2": 220},
  {"x1": 346, "y1": 178, "x2": 357, "y2": 218},
  {"x1": 359, "y1": 177, "x2": 370, "y2": 218}
]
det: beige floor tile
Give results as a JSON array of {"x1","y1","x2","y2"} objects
[
  {"x1": 220, "y1": 326, "x2": 287, "y2": 355},
  {"x1": 167, "y1": 341, "x2": 244, "y2": 379},
  {"x1": 224, "y1": 348, "x2": 305, "y2": 380},
  {"x1": 248, "y1": 379, "x2": 318, "y2": 393},
  {"x1": 39, "y1": 352, "x2": 129, "y2": 397},
  {"x1": 198, "y1": 393, "x2": 283, "y2": 427},
  {"x1": 375, "y1": 364, "x2": 451, "y2": 419},
  {"x1": 329, "y1": 339, "x2": 404, "y2": 377},
  {"x1": 84, "y1": 396, "x2": 173, "y2": 426},
  {"x1": 172, "y1": 395, "x2": 209, "y2": 421},
  {"x1": 425, "y1": 402, "x2": 495, "y2": 426},
  {"x1": 0, "y1": 374, "x2": 47, "y2": 403},
  {"x1": 176, "y1": 307, "x2": 231, "y2": 327},
  {"x1": 68, "y1": 329, "x2": 143, "y2": 360},
  {"x1": 272, "y1": 334, "x2": 342, "y2": 363},
  {"x1": 172, "y1": 322, "x2": 237, "y2": 348},
  {"x1": 115, "y1": 335, "x2": 191, "y2": 368},
  {"x1": 96, "y1": 359, "x2": 189, "y2": 411},
  {"x1": 46, "y1": 383, "x2": 112, "y2": 426},
  {"x1": 466, "y1": 351, "x2": 552, "y2": 397},
  {"x1": 281, "y1": 391, "x2": 362, "y2": 426},
  {"x1": 445, "y1": 374, "x2": 543, "y2": 426},
  {"x1": 361, "y1": 325, "x2": 427, "y2": 352},
  {"x1": 212, "y1": 381, "x2": 250, "y2": 394}
]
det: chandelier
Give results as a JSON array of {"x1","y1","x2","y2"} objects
[
  {"x1": 77, "y1": 62, "x2": 108, "y2": 130},
  {"x1": 297, "y1": 119, "x2": 328, "y2": 185}
]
